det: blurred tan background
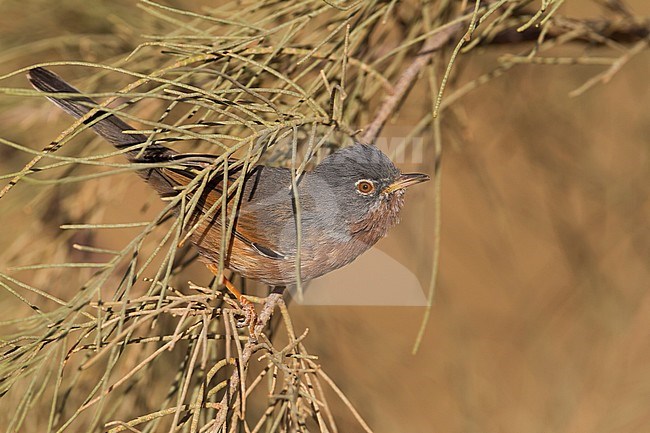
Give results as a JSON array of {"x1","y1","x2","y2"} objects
[{"x1": 1, "y1": 1, "x2": 649, "y2": 432}]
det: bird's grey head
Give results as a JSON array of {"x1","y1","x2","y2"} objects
[{"x1": 311, "y1": 142, "x2": 428, "y2": 238}]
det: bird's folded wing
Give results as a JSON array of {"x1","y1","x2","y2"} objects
[
  {"x1": 157, "y1": 154, "x2": 244, "y2": 208},
  {"x1": 159, "y1": 156, "x2": 288, "y2": 260}
]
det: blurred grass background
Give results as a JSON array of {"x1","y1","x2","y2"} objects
[{"x1": 1, "y1": 0, "x2": 649, "y2": 432}]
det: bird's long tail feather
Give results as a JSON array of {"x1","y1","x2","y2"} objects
[{"x1": 27, "y1": 67, "x2": 178, "y2": 195}]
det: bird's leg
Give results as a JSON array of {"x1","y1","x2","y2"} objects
[{"x1": 206, "y1": 264, "x2": 258, "y2": 332}]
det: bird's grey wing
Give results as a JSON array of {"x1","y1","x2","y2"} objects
[
  {"x1": 232, "y1": 166, "x2": 296, "y2": 260},
  {"x1": 164, "y1": 160, "x2": 289, "y2": 260},
  {"x1": 159, "y1": 155, "x2": 245, "y2": 212}
]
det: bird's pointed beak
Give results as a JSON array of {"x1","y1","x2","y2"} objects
[{"x1": 383, "y1": 173, "x2": 430, "y2": 194}]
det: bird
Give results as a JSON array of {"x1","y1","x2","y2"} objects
[{"x1": 27, "y1": 67, "x2": 429, "y2": 326}]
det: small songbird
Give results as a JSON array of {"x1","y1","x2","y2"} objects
[{"x1": 28, "y1": 67, "x2": 429, "y2": 323}]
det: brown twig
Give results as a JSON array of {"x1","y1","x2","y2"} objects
[
  {"x1": 361, "y1": 22, "x2": 463, "y2": 144},
  {"x1": 485, "y1": 18, "x2": 650, "y2": 45},
  {"x1": 211, "y1": 288, "x2": 285, "y2": 432}
]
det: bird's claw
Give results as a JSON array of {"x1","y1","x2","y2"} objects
[{"x1": 235, "y1": 299, "x2": 258, "y2": 336}]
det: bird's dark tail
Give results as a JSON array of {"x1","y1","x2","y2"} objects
[
  {"x1": 27, "y1": 67, "x2": 156, "y2": 153},
  {"x1": 27, "y1": 67, "x2": 177, "y2": 195}
]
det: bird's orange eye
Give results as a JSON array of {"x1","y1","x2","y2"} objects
[{"x1": 356, "y1": 180, "x2": 375, "y2": 195}]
